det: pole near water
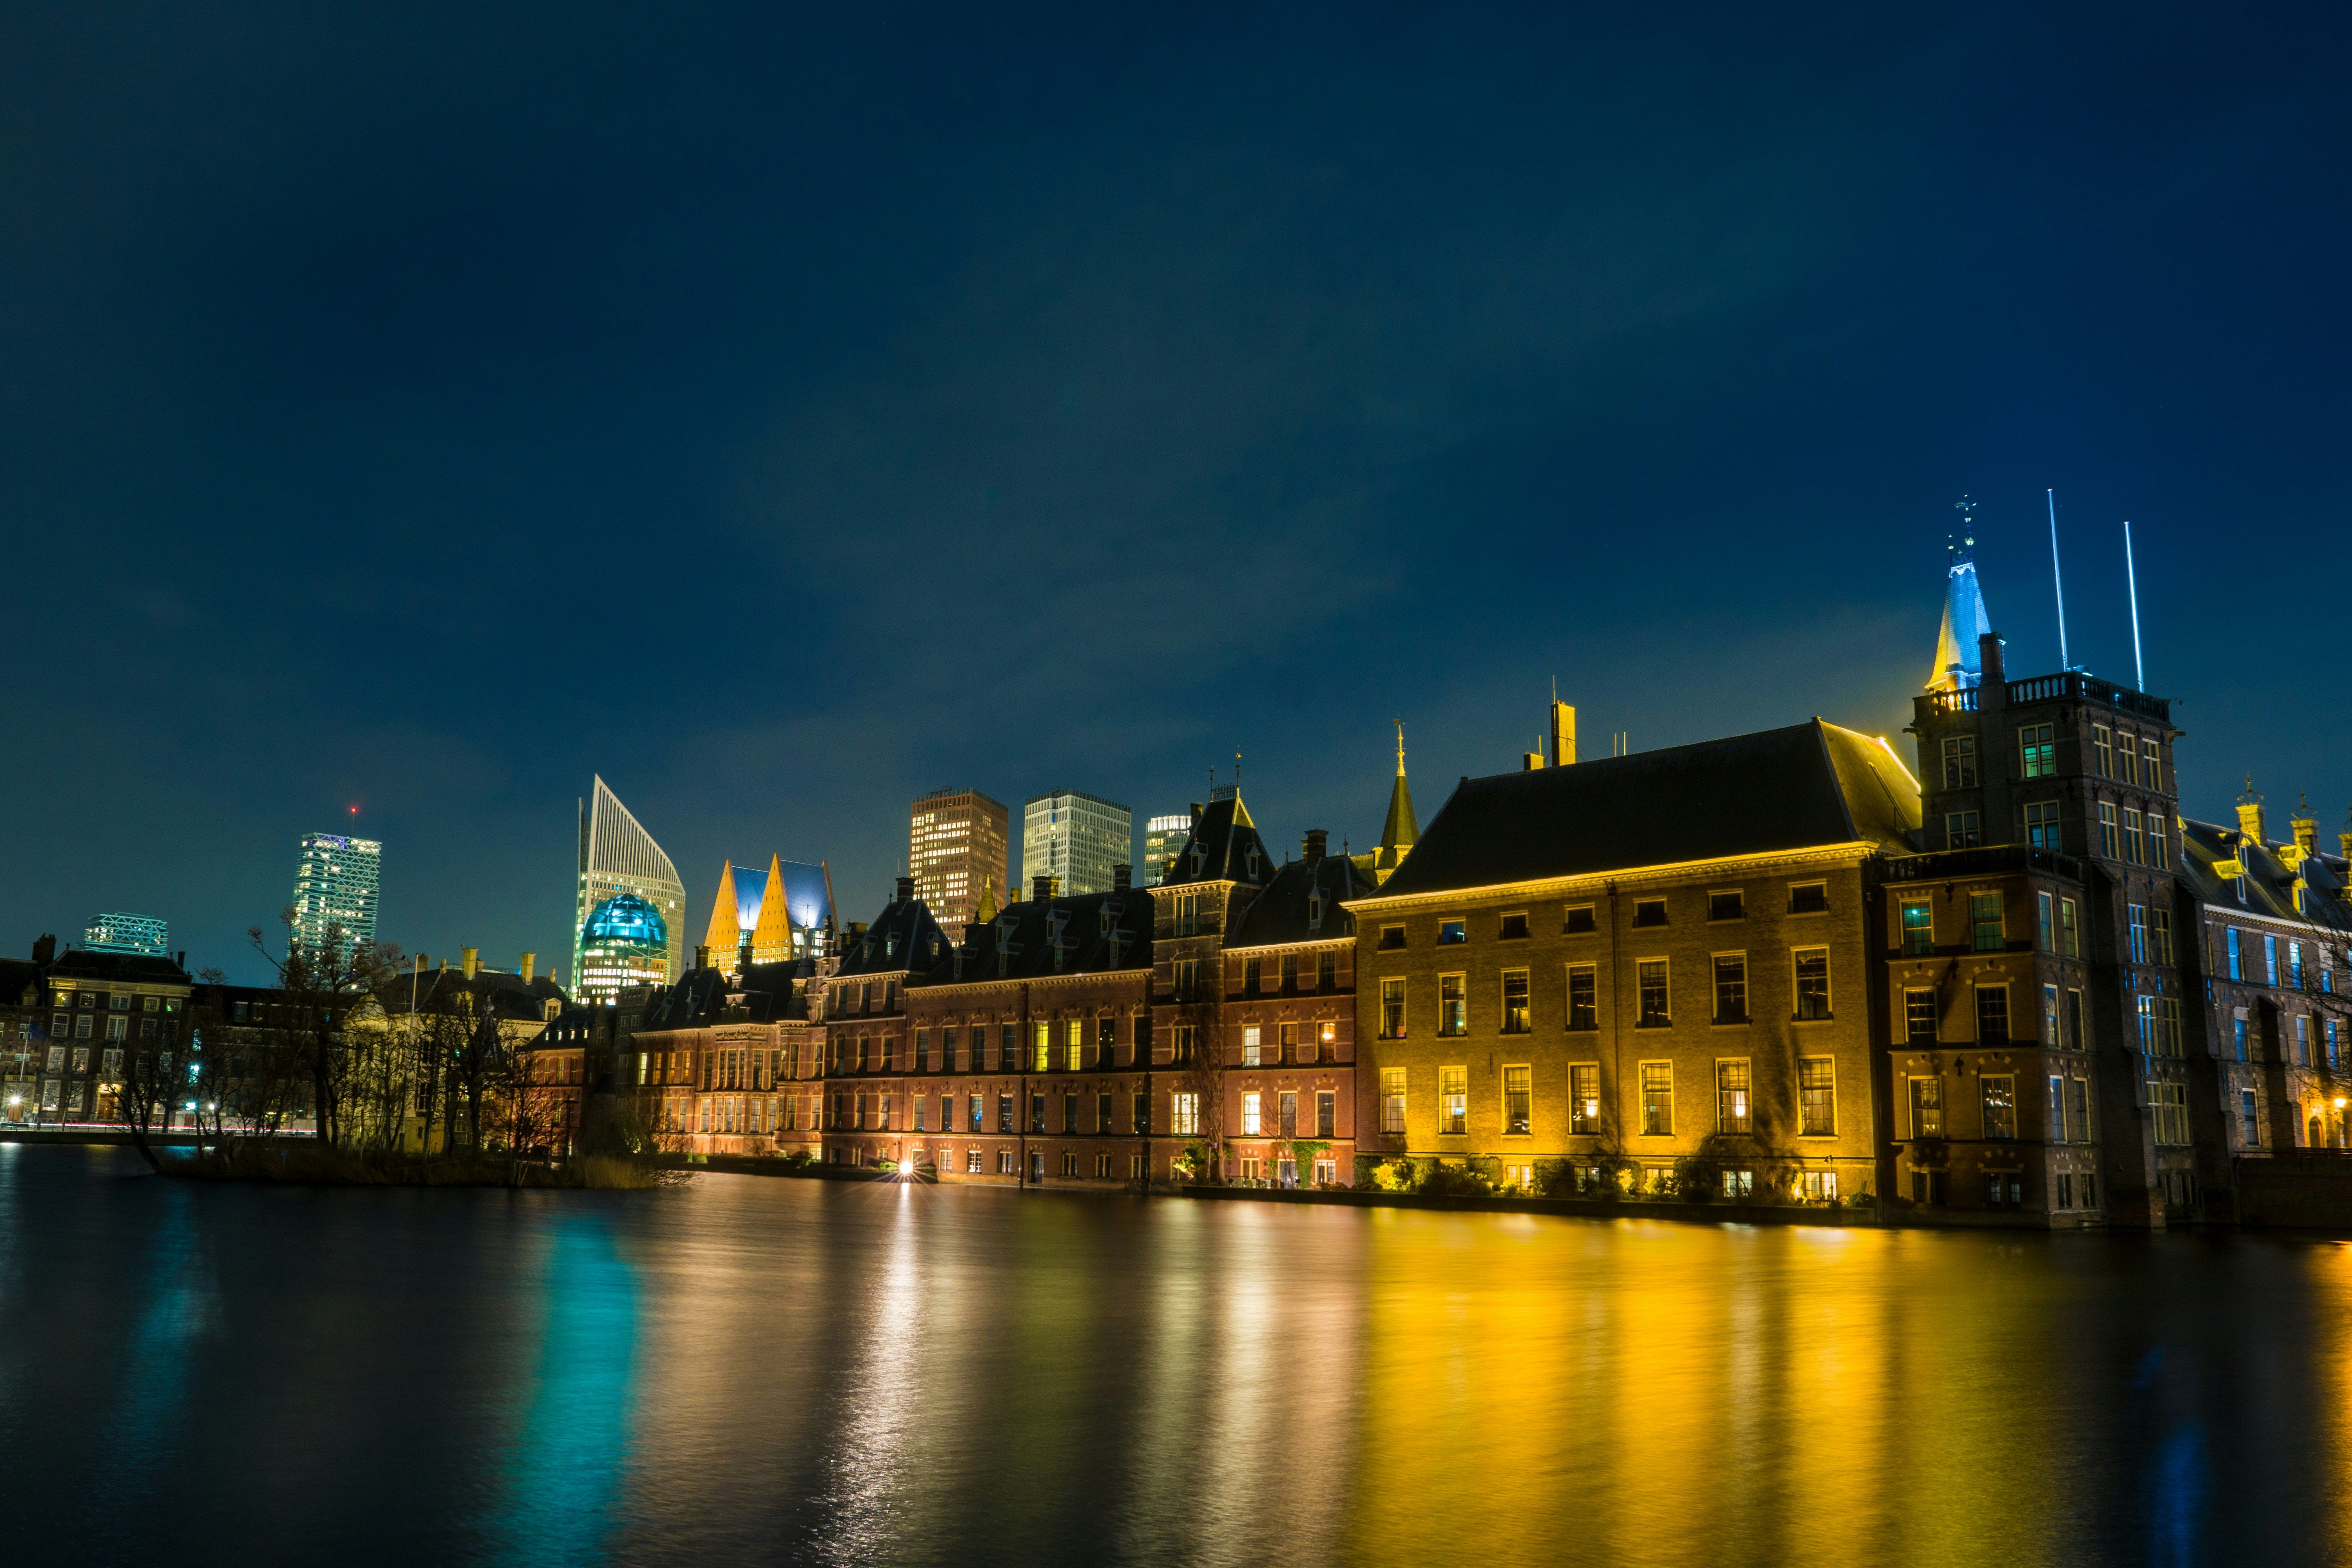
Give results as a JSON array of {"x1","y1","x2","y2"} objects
[
  {"x1": 2124, "y1": 519, "x2": 2145, "y2": 691},
  {"x1": 2048, "y1": 488, "x2": 2071, "y2": 670}
]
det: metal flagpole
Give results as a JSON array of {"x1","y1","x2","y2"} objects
[{"x1": 2123, "y1": 520, "x2": 2145, "y2": 691}]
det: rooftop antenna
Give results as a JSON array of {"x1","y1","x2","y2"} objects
[
  {"x1": 2123, "y1": 519, "x2": 2145, "y2": 691},
  {"x1": 2047, "y1": 488, "x2": 2073, "y2": 671}
]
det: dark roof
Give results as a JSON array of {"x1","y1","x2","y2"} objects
[
  {"x1": 835, "y1": 895, "x2": 952, "y2": 978},
  {"x1": 0, "y1": 958, "x2": 40, "y2": 1007},
  {"x1": 1367, "y1": 720, "x2": 1921, "y2": 900},
  {"x1": 924, "y1": 886, "x2": 1154, "y2": 985},
  {"x1": 1228, "y1": 850, "x2": 1377, "y2": 948},
  {"x1": 1156, "y1": 792, "x2": 1274, "y2": 889},
  {"x1": 368, "y1": 966, "x2": 568, "y2": 1020},
  {"x1": 44, "y1": 950, "x2": 191, "y2": 986},
  {"x1": 2179, "y1": 817, "x2": 2352, "y2": 936}
]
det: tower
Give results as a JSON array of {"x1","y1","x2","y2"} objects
[
  {"x1": 909, "y1": 788, "x2": 1009, "y2": 931},
  {"x1": 574, "y1": 777, "x2": 686, "y2": 991},
  {"x1": 1928, "y1": 505, "x2": 1994, "y2": 692},
  {"x1": 290, "y1": 834, "x2": 381, "y2": 958},
  {"x1": 1365, "y1": 722, "x2": 1418, "y2": 885}
]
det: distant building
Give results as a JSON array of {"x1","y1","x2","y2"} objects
[
  {"x1": 1022, "y1": 789, "x2": 1132, "y2": 898},
  {"x1": 1141, "y1": 814, "x2": 1190, "y2": 887},
  {"x1": 577, "y1": 893, "x2": 671, "y2": 1005},
  {"x1": 32, "y1": 946, "x2": 194, "y2": 1126},
  {"x1": 83, "y1": 913, "x2": 167, "y2": 956},
  {"x1": 575, "y1": 776, "x2": 686, "y2": 990},
  {"x1": 290, "y1": 834, "x2": 381, "y2": 956},
  {"x1": 700, "y1": 856, "x2": 833, "y2": 976},
  {"x1": 909, "y1": 788, "x2": 1009, "y2": 932}
]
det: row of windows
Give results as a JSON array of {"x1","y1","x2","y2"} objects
[
  {"x1": 1237, "y1": 1089, "x2": 1337, "y2": 1138},
  {"x1": 1233, "y1": 951, "x2": 1341, "y2": 993},
  {"x1": 1378, "y1": 884, "x2": 1833, "y2": 950},
  {"x1": 2224, "y1": 930, "x2": 2340, "y2": 993},
  {"x1": 1940, "y1": 725, "x2": 2161, "y2": 790},
  {"x1": 1378, "y1": 1058, "x2": 1838, "y2": 1138},
  {"x1": 1905, "y1": 1073, "x2": 2094, "y2": 1144},
  {"x1": 1377, "y1": 950, "x2": 1833, "y2": 1038}
]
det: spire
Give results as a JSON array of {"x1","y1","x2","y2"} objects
[
  {"x1": 1372, "y1": 722, "x2": 1419, "y2": 884},
  {"x1": 1927, "y1": 500, "x2": 1993, "y2": 692},
  {"x1": 974, "y1": 873, "x2": 998, "y2": 925}
]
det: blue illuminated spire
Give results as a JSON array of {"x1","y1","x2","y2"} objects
[{"x1": 1928, "y1": 499, "x2": 1993, "y2": 691}]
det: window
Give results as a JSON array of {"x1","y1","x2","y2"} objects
[
  {"x1": 1279, "y1": 1022, "x2": 1300, "y2": 1063},
  {"x1": 1316, "y1": 951, "x2": 1336, "y2": 991},
  {"x1": 2265, "y1": 933, "x2": 2279, "y2": 986},
  {"x1": 1171, "y1": 1093, "x2": 1199, "y2": 1136},
  {"x1": 1717, "y1": 1059, "x2": 1751, "y2": 1134},
  {"x1": 2290, "y1": 941, "x2": 2305, "y2": 989},
  {"x1": 2067, "y1": 1078, "x2": 2089, "y2": 1144},
  {"x1": 1640, "y1": 1062, "x2": 1672, "y2": 1135},
  {"x1": 1945, "y1": 811, "x2": 1981, "y2": 849},
  {"x1": 1633, "y1": 898, "x2": 1668, "y2": 927},
  {"x1": 1241, "y1": 1092, "x2": 1262, "y2": 1136},
  {"x1": 1439, "y1": 974, "x2": 1466, "y2": 1036},
  {"x1": 1909, "y1": 1076, "x2": 1943, "y2": 1138},
  {"x1": 1381, "y1": 1068, "x2": 1406, "y2": 1133},
  {"x1": 2149, "y1": 815, "x2": 2170, "y2": 870},
  {"x1": 2227, "y1": 928, "x2": 2243, "y2": 981},
  {"x1": 1314, "y1": 1091, "x2": 1334, "y2": 1138},
  {"x1": 2024, "y1": 800, "x2": 2060, "y2": 852},
  {"x1": 2098, "y1": 802, "x2": 2118, "y2": 859},
  {"x1": 1941, "y1": 734, "x2": 1978, "y2": 788},
  {"x1": 1793, "y1": 948, "x2": 1831, "y2": 1020},
  {"x1": 1564, "y1": 905, "x2": 1597, "y2": 934},
  {"x1": 2151, "y1": 908, "x2": 2173, "y2": 965},
  {"x1": 2295, "y1": 1014, "x2": 2311, "y2": 1066},
  {"x1": 1380, "y1": 978, "x2": 1406, "y2": 1039},
  {"x1": 1905, "y1": 988, "x2": 1937, "y2": 1043},
  {"x1": 1571, "y1": 1064, "x2": 1601, "y2": 1134},
  {"x1": 914, "y1": 1097, "x2": 927, "y2": 1131},
  {"x1": 1242, "y1": 1025, "x2": 1261, "y2": 1067},
  {"x1": 2056, "y1": 1174, "x2": 2074, "y2": 1210},
  {"x1": 2241, "y1": 1089, "x2": 2260, "y2": 1147},
  {"x1": 1499, "y1": 912, "x2": 1530, "y2": 941},
  {"x1": 1566, "y1": 965, "x2": 1598, "y2": 1030},
  {"x1": 1437, "y1": 919, "x2": 1467, "y2": 945},
  {"x1": 2043, "y1": 984, "x2": 2061, "y2": 1045},
  {"x1": 104, "y1": 1016, "x2": 126, "y2": 1042},
  {"x1": 1316, "y1": 1020, "x2": 1335, "y2": 1059},
  {"x1": 1713, "y1": 954, "x2": 1748, "y2": 1024},
  {"x1": 2330, "y1": 1019, "x2": 2343, "y2": 1073},
  {"x1": 1242, "y1": 957, "x2": 1261, "y2": 995},
  {"x1": 1970, "y1": 893, "x2": 2003, "y2": 952},
  {"x1": 1440, "y1": 1068, "x2": 1467, "y2": 1134},
  {"x1": 1134, "y1": 1093, "x2": 1149, "y2": 1133},
  {"x1": 1709, "y1": 890, "x2": 1745, "y2": 921},
  {"x1": 1065, "y1": 1020, "x2": 1083, "y2": 1071},
  {"x1": 1280, "y1": 953, "x2": 1299, "y2": 992},
  {"x1": 2036, "y1": 892, "x2": 2054, "y2": 953},
  {"x1": 1379, "y1": 924, "x2": 1406, "y2": 951},
  {"x1": 1500, "y1": 971, "x2": 1530, "y2": 1034},
  {"x1": 1886, "y1": 902, "x2": 1929, "y2": 962},
  {"x1": 2061, "y1": 899, "x2": 2080, "y2": 958},
  {"x1": 2142, "y1": 737, "x2": 2162, "y2": 791},
  {"x1": 998, "y1": 1094, "x2": 1015, "y2": 1133},
  {"x1": 2094, "y1": 725, "x2": 2112, "y2": 776},
  {"x1": 1029, "y1": 1094, "x2": 1046, "y2": 1133},
  {"x1": 2019, "y1": 723, "x2": 2055, "y2": 778},
  {"x1": 2152, "y1": 1082, "x2": 2189, "y2": 1146},
  {"x1": 1798, "y1": 1057, "x2": 1835, "y2": 1135},
  {"x1": 1503, "y1": 1066, "x2": 1531, "y2": 1134},
  {"x1": 1789, "y1": 882, "x2": 1830, "y2": 915},
  {"x1": 1031, "y1": 1022, "x2": 1052, "y2": 1073},
  {"x1": 1173, "y1": 960, "x2": 1199, "y2": 1002},
  {"x1": 1976, "y1": 985, "x2": 2010, "y2": 1044},
  {"x1": 2127, "y1": 905, "x2": 2147, "y2": 965},
  {"x1": 2232, "y1": 1015, "x2": 2249, "y2": 1061},
  {"x1": 2123, "y1": 808, "x2": 2145, "y2": 865},
  {"x1": 1637, "y1": 960, "x2": 1670, "y2": 1027},
  {"x1": 2137, "y1": 996, "x2": 2157, "y2": 1053}
]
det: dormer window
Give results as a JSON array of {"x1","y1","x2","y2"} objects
[
  {"x1": 1308, "y1": 893, "x2": 1325, "y2": 930},
  {"x1": 1247, "y1": 849, "x2": 1261, "y2": 879}
]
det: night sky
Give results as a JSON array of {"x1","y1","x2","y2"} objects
[{"x1": 4, "y1": 4, "x2": 2345, "y2": 985}]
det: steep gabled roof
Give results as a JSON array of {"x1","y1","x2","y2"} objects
[
  {"x1": 925, "y1": 887, "x2": 1154, "y2": 985},
  {"x1": 836, "y1": 894, "x2": 951, "y2": 978},
  {"x1": 1229, "y1": 851, "x2": 1377, "y2": 948},
  {"x1": 44, "y1": 950, "x2": 191, "y2": 986},
  {"x1": 2179, "y1": 818, "x2": 2352, "y2": 935},
  {"x1": 1365, "y1": 720, "x2": 1921, "y2": 900},
  {"x1": 368, "y1": 966, "x2": 568, "y2": 1021},
  {"x1": 1156, "y1": 791, "x2": 1274, "y2": 889}
]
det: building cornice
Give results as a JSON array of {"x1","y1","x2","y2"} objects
[
  {"x1": 2198, "y1": 902, "x2": 2352, "y2": 941},
  {"x1": 1343, "y1": 842, "x2": 1884, "y2": 915},
  {"x1": 1219, "y1": 935, "x2": 1357, "y2": 956}
]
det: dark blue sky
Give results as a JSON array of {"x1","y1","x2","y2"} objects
[{"x1": 4, "y1": 4, "x2": 2345, "y2": 984}]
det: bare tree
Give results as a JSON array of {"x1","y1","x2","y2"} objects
[
  {"x1": 114, "y1": 1037, "x2": 175, "y2": 1173},
  {"x1": 245, "y1": 911, "x2": 401, "y2": 1148}
]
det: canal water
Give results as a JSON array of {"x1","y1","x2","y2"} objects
[{"x1": 2, "y1": 1142, "x2": 2346, "y2": 1568}]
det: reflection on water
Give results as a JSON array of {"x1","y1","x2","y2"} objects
[{"x1": 1, "y1": 1145, "x2": 2348, "y2": 1567}]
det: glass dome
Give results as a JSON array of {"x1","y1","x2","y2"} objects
[{"x1": 583, "y1": 891, "x2": 668, "y2": 947}]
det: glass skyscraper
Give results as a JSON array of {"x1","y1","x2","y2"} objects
[
  {"x1": 577, "y1": 892, "x2": 670, "y2": 1003},
  {"x1": 83, "y1": 913, "x2": 167, "y2": 956},
  {"x1": 1021, "y1": 789, "x2": 1132, "y2": 897},
  {"x1": 575, "y1": 776, "x2": 686, "y2": 991},
  {"x1": 290, "y1": 834, "x2": 381, "y2": 956},
  {"x1": 1141, "y1": 813, "x2": 1191, "y2": 887}
]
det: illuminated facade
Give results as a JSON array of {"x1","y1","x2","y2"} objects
[
  {"x1": 83, "y1": 913, "x2": 167, "y2": 957},
  {"x1": 578, "y1": 893, "x2": 671, "y2": 1004},
  {"x1": 909, "y1": 788, "x2": 1009, "y2": 932},
  {"x1": 574, "y1": 776, "x2": 686, "y2": 990},
  {"x1": 1022, "y1": 789, "x2": 1131, "y2": 898},
  {"x1": 290, "y1": 833, "x2": 381, "y2": 957},
  {"x1": 623, "y1": 960, "x2": 829, "y2": 1159},
  {"x1": 701, "y1": 856, "x2": 833, "y2": 975},
  {"x1": 1140, "y1": 814, "x2": 1189, "y2": 887}
]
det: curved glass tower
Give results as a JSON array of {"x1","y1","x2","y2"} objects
[
  {"x1": 577, "y1": 892, "x2": 671, "y2": 1003},
  {"x1": 573, "y1": 777, "x2": 686, "y2": 993}
]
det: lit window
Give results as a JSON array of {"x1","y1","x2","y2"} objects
[
  {"x1": 1982, "y1": 1076, "x2": 2016, "y2": 1140},
  {"x1": 1439, "y1": 974, "x2": 1466, "y2": 1036},
  {"x1": 1640, "y1": 1062, "x2": 1672, "y2": 1136},
  {"x1": 1571, "y1": 1064, "x2": 1601, "y2": 1134},
  {"x1": 1440, "y1": 1068, "x2": 1467, "y2": 1135},
  {"x1": 1503, "y1": 1066, "x2": 1531, "y2": 1135},
  {"x1": 1900, "y1": 899, "x2": 1934, "y2": 956},
  {"x1": 1717, "y1": 1059, "x2": 1751, "y2": 1134},
  {"x1": 1798, "y1": 1058, "x2": 1835, "y2": 1136},
  {"x1": 1909, "y1": 1076, "x2": 1943, "y2": 1138},
  {"x1": 1793, "y1": 949, "x2": 1831, "y2": 1020},
  {"x1": 1499, "y1": 971, "x2": 1530, "y2": 1034},
  {"x1": 2019, "y1": 724, "x2": 2055, "y2": 779}
]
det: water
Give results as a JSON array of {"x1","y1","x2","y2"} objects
[{"x1": 2, "y1": 1143, "x2": 2348, "y2": 1568}]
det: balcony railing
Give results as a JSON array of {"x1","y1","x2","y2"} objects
[
  {"x1": 2006, "y1": 671, "x2": 2171, "y2": 722},
  {"x1": 1885, "y1": 844, "x2": 2082, "y2": 884}
]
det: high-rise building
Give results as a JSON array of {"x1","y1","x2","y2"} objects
[
  {"x1": 909, "y1": 788, "x2": 1009, "y2": 931},
  {"x1": 701, "y1": 855, "x2": 833, "y2": 975},
  {"x1": 577, "y1": 893, "x2": 671, "y2": 1004},
  {"x1": 83, "y1": 913, "x2": 167, "y2": 957},
  {"x1": 1022, "y1": 789, "x2": 1132, "y2": 897},
  {"x1": 290, "y1": 834, "x2": 381, "y2": 957},
  {"x1": 575, "y1": 777, "x2": 686, "y2": 990},
  {"x1": 1141, "y1": 814, "x2": 1191, "y2": 887}
]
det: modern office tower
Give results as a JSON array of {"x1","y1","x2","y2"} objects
[
  {"x1": 290, "y1": 834, "x2": 381, "y2": 956},
  {"x1": 1141, "y1": 814, "x2": 1191, "y2": 887},
  {"x1": 701, "y1": 855, "x2": 834, "y2": 974},
  {"x1": 909, "y1": 788, "x2": 1009, "y2": 930},
  {"x1": 575, "y1": 776, "x2": 686, "y2": 990},
  {"x1": 1021, "y1": 789, "x2": 1132, "y2": 897},
  {"x1": 82, "y1": 913, "x2": 167, "y2": 956},
  {"x1": 577, "y1": 892, "x2": 670, "y2": 1003}
]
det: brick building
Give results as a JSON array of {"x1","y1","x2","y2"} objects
[{"x1": 621, "y1": 956, "x2": 828, "y2": 1158}]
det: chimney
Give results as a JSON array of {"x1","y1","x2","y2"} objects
[
  {"x1": 520, "y1": 952, "x2": 536, "y2": 984},
  {"x1": 695, "y1": 944, "x2": 710, "y2": 971},
  {"x1": 1551, "y1": 700, "x2": 1577, "y2": 766},
  {"x1": 895, "y1": 875, "x2": 915, "y2": 904},
  {"x1": 462, "y1": 947, "x2": 479, "y2": 980},
  {"x1": 1522, "y1": 750, "x2": 1545, "y2": 771},
  {"x1": 174, "y1": 951, "x2": 186, "y2": 971},
  {"x1": 1190, "y1": 802, "x2": 1203, "y2": 826},
  {"x1": 1113, "y1": 863, "x2": 1132, "y2": 891},
  {"x1": 31, "y1": 934, "x2": 54, "y2": 965},
  {"x1": 1033, "y1": 875, "x2": 1057, "y2": 903},
  {"x1": 2237, "y1": 796, "x2": 2267, "y2": 848},
  {"x1": 1303, "y1": 830, "x2": 1327, "y2": 864},
  {"x1": 2291, "y1": 804, "x2": 2318, "y2": 857},
  {"x1": 738, "y1": 938, "x2": 754, "y2": 975},
  {"x1": 1977, "y1": 631, "x2": 2005, "y2": 689}
]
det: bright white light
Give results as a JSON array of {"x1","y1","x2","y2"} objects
[{"x1": 897, "y1": 1158, "x2": 914, "y2": 1175}]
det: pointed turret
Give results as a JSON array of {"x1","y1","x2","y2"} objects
[
  {"x1": 1367, "y1": 722, "x2": 1419, "y2": 885},
  {"x1": 1928, "y1": 512, "x2": 1993, "y2": 692},
  {"x1": 973, "y1": 873, "x2": 999, "y2": 925}
]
